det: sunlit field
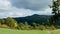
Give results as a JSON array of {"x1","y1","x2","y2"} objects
[
  {"x1": 0, "y1": 28, "x2": 60, "y2": 34},
  {"x1": 0, "y1": 28, "x2": 47, "y2": 34}
]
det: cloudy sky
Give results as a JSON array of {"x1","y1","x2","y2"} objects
[{"x1": 0, "y1": 0, "x2": 52, "y2": 18}]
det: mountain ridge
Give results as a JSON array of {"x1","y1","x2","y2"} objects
[{"x1": 13, "y1": 14, "x2": 50, "y2": 25}]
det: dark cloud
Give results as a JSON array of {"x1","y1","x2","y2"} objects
[{"x1": 9, "y1": 0, "x2": 51, "y2": 11}]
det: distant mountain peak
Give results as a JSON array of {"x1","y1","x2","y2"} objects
[{"x1": 32, "y1": 14, "x2": 40, "y2": 16}]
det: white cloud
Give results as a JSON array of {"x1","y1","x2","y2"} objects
[
  {"x1": 0, "y1": 0, "x2": 11, "y2": 8},
  {"x1": 0, "y1": 0, "x2": 52, "y2": 18}
]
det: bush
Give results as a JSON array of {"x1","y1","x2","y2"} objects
[
  {"x1": 18, "y1": 23, "x2": 25, "y2": 30},
  {"x1": 5, "y1": 17, "x2": 18, "y2": 28},
  {"x1": 39, "y1": 25, "x2": 46, "y2": 30}
]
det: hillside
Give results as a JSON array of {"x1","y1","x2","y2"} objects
[{"x1": 14, "y1": 14, "x2": 50, "y2": 24}]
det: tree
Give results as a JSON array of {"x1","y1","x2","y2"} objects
[
  {"x1": 19, "y1": 23, "x2": 25, "y2": 30},
  {"x1": 32, "y1": 22, "x2": 39, "y2": 29},
  {"x1": 0, "y1": 19, "x2": 5, "y2": 24},
  {"x1": 24, "y1": 22, "x2": 30, "y2": 30},
  {"x1": 39, "y1": 25, "x2": 46, "y2": 30},
  {"x1": 58, "y1": 0, "x2": 60, "y2": 4},
  {"x1": 49, "y1": 0, "x2": 60, "y2": 25},
  {"x1": 5, "y1": 17, "x2": 18, "y2": 28},
  {"x1": 19, "y1": 22, "x2": 30, "y2": 30}
]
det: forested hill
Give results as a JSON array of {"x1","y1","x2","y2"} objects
[{"x1": 14, "y1": 14, "x2": 50, "y2": 24}]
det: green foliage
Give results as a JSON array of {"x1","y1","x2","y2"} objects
[
  {"x1": 32, "y1": 23, "x2": 37, "y2": 29},
  {"x1": 5, "y1": 17, "x2": 18, "y2": 28},
  {"x1": 32, "y1": 23, "x2": 46, "y2": 30},
  {"x1": 18, "y1": 22, "x2": 31, "y2": 30},
  {"x1": 39, "y1": 25, "x2": 46, "y2": 30},
  {"x1": 51, "y1": 0, "x2": 60, "y2": 14},
  {"x1": 45, "y1": 25, "x2": 56, "y2": 30},
  {"x1": 19, "y1": 23, "x2": 25, "y2": 30},
  {"x1": 0, "y1": 19, "x2": 5, "y2": 24},
  {"x1": 49, "y1": 0, "x2": 60, "y2": 25},
  {"x1": 50, "y1": 25, "x2": 56, "y2": 30},
  {"x1": 0, "y1": 17, "x2": 57, "y2": 30},
  {"x1": 58, "y1": 0, "x2": 60, "y2": 4},
  {"x1": 24, "y1": 22, "x2": 30, "y2": 30}
]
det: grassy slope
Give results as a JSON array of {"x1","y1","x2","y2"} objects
[{"x1": 0, "y1": 28, "x2": 47, "y2": 34}]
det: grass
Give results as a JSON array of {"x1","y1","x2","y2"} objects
[
  {"x1": 0, "y1": 28, "x2": 60, "y2": 34},
  {"x1": 51, "y1": 29, "x2": 60, "y2": 34},
  {"x1": 0, "y1": 28, "x2": 47, "y2": 34}
]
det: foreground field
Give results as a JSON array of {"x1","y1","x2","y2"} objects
[
  {"x1": 0, "y1": 28, "x2": 47, "y2": 34},
  {"x1": 0, "y1": 28, "x2": 60, "y2": 34}
]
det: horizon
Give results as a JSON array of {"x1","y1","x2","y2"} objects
[{"x1": 0, "y1": 14, "x2": 52, "y2": 19}]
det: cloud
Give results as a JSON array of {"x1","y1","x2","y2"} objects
[
  {"x1": 9, "y1": 0, "x2": 51, "y2": 11},
  {"x1": 0, "y1": 0, "x2": 52, "y2": 18},
  {"x1": 0, "y1": 7, "x2": 52, "y2": 18},
  {"x1": 0, "y1": 0, "x2": 11, "y2": 8}
]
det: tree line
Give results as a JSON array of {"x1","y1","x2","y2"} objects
[{"x1": 0, "y1": 17, "x2": 56, "y2": 30}]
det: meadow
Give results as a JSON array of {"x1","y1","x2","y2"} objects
[
  {"x1": 0, "y1": 28, "x2": 60, "y2": 34},
  {"x1": 0, "y1": 28, "x2": 47, "y2": 34}
]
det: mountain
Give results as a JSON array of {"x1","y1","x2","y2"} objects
[{"x1": 13, "y1": 14, "x2": 50, "y2": 25}]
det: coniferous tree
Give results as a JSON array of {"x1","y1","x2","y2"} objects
[{"x1": 49, "y1": 0, "x2": 60, "y2": 25}]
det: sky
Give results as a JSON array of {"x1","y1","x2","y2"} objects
[{"x1": 0, "y1": 0, "x2": 52, "y2": 18}]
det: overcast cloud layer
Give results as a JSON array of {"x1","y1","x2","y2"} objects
[{"x1": 0, "y1": 0, "x2": 52, "y2": 18}]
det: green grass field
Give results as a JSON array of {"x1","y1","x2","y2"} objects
[
  {"x1": 0, "y1": 28, "x2": 60, "y2": 34},
  {"x1": 0, "y1": 28, "x2": 47, "y2": 34}
]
